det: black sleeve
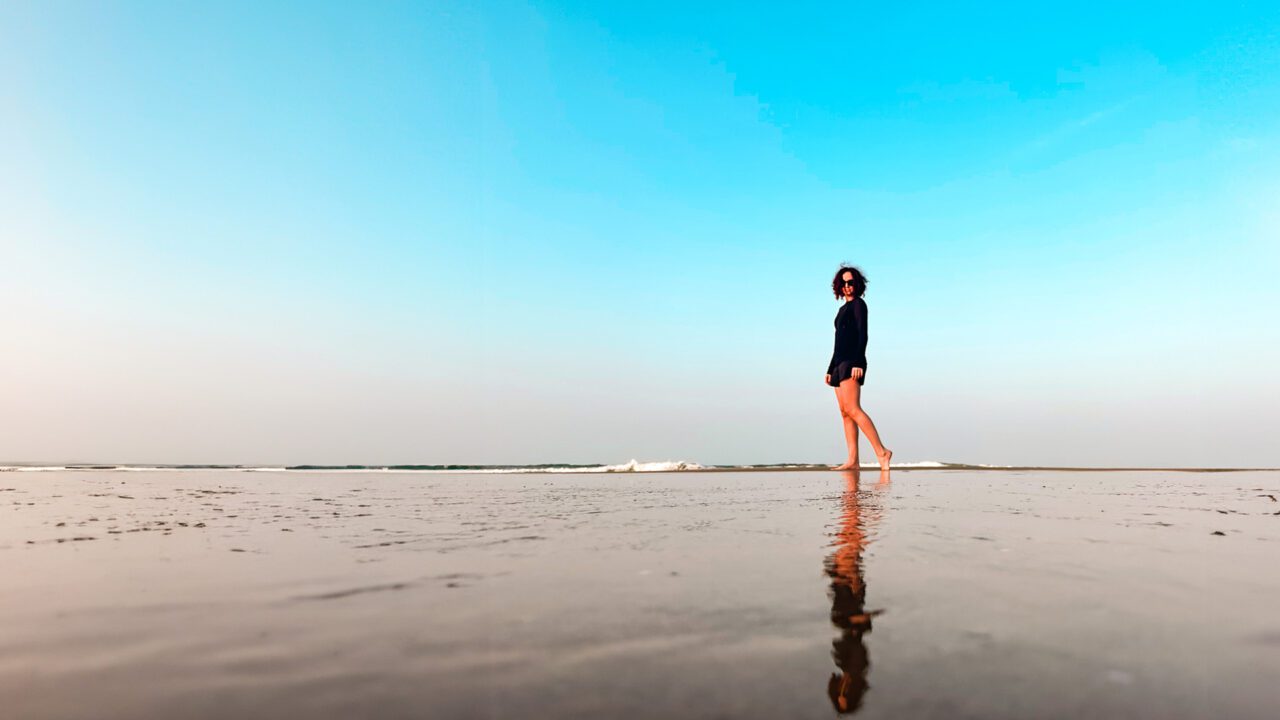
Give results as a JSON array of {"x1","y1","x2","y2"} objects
[
  {"x1": 827, "y1": 324, "x2": 839, "y2": 375},
  {"x1": 854, "y1": 299, "x2": 868, "y2": 366},
  {"x1": 829, "y1": 304, "x2": 839, "y2": 371}
]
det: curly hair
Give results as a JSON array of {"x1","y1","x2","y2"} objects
[{"x1": 831, "y1": 265, "x2": 868, "y2": 299}]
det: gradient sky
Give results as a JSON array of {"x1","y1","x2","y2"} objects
[{"x1": 3, "y1": 1, "x2": 1279, "y2": 466}]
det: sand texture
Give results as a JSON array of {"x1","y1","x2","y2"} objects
[{"x1": 2, "y1": 468, "x2": 1279, "y2": 719}]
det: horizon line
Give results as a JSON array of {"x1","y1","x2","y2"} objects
[{"x1": 2, "y1": 462, "x2": 1278, "y2": 474}]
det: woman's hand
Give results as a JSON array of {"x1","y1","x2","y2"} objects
[
  {"x1": 824, "y1": 374, "x2": 831, "y2": 385},
  {"x1": 851, "y1": 368, "x2": 864, "y2": 381}
]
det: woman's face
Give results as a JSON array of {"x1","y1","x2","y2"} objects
[{"x1": 841, "y1": 272, "x2": 855, "y2": 299}]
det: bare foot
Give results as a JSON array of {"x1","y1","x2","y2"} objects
[
  {"x1": 833, "y1": 458, "x2": 860, "y2": 470},
  {"x1": 876, "y1": 448, "x2": 893, "y2": 471}
]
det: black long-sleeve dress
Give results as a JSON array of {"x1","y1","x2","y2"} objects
[{"x1": 826, "y1": 298, "x2": 868, "y2": 387}]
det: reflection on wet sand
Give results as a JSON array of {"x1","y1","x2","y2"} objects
[{"x1": 826, "y1": 469, "x2": 888, "y2": 714}]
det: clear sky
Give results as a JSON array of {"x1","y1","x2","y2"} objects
[{"x1": 3, "y1": 1, "x2": 1278, "y2": 466}]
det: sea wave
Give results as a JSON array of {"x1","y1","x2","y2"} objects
[
  {"x1": 424, "y1": 459, "x2": 706, "y2": 474},
  {"x1": 884, "y1": 461, "x2": 946, "y2": 468},
  {"x1": 547, "y1": 459, "x2": 703, "y2": 473}
]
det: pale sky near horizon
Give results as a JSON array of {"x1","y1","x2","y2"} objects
[{"x1": 3, "y1": 2, "x2": 1279, "y2": 467}]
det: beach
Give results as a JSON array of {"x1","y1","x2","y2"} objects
[{"x1": 2, "y1": 467, "x2": 1278, "y2": 719}]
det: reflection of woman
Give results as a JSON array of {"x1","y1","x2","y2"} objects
[
  {"x1": 825, "y1": 266, "x2": 892, "y2": 471},
  {"x1": 826, "y1": 470, "x2": 885, "y2": 714}
]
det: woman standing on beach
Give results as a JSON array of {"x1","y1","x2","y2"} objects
[{"x1": 826, "y1": 266, "x2": 892, "y2": 470}]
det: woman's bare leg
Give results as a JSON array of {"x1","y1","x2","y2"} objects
[
  {"x1": 834, "y1": 394, "x2": 861, "y2": 469},
  {"x1": 838, "y1": 378, "x2": 892, "y2": 471},
  {"x1": 844, "y1": 414, "x2": 860, "y2": 467}
]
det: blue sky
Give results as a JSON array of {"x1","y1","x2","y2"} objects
[{"x1": 3, "y1": 1, "x2": 1278, "y2": 465}]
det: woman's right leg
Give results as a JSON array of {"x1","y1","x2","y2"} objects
[{"x1": 838, "y1": 378, "x2": 892, "y2": 471}]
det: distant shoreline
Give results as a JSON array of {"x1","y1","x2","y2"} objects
[{"x1": 2, "y1": 463, "x2": 1277, "y2": 474}]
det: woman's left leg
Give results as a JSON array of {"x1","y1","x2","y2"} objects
[
  {"x1": 834, "y1": 388, "x2": 860, "y2": 469},
  {"x1": 842, "y1": 410, "x2": 860, "y2": 468},
  {"x1": 829, "y1": 386, "x2": 860, "y2": 471}
]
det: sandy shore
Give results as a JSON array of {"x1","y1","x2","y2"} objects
[{"x1": 2, "y1": 468, "x2": 1278, "y2": 719}]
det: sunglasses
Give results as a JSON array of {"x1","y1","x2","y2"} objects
[{"x1": 841, "y1": 279, "x2": 857, "y2": 287}]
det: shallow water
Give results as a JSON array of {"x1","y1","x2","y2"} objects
[{"x1": 1, "y1": 469, "x2": 1278, "y2": 718}]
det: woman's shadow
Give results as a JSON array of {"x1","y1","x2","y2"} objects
[{"x1": 826, "y1": 468, "x2": 889, "y2": 714}]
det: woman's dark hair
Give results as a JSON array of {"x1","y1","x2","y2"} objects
[{"x1": 831, "y1": 265, "x2": 868, "y2": 299}]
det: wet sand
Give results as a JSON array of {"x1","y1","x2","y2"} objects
[{"x1": 2, "y1": 468, "x2": 1278, "y2": 719}]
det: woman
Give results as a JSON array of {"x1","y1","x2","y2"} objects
[{"x1": 825, "y1": 266, "x2": 892, "y2": 471}]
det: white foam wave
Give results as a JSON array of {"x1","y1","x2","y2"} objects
[
  {"x1": 583, "y1": 459, "x2": 704, "y2": 473},
  {"x1": 457, "y1": 459, "x2": 704, "y2": 474},
  {"x1": 884, "y1": 461, "x2": 947, "y2": 468}
]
